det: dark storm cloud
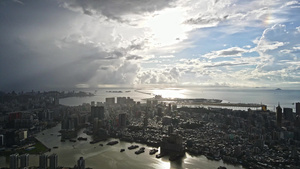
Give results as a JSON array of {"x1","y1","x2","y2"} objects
[
  {"x1": 59, "y1": 0, "x2": 176, "y2": 21},
  {"x1": 0, "y1": 0, "x2": 140, "y2": 91}
]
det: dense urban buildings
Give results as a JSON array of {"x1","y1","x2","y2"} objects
[
  {"x1": 49, "y1": 153, "x2": 58, "y2": 169},
  {"x1": 9, "y1": 154, "x2": 18, "y2": 169},
  {"x1": 0, "y1": 90, "x2": 300, "y2": 168},
  {"x1": 20, "y1": 153, "x2": 29, "y2": 168}
]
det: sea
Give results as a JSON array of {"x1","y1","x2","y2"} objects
[{"x1": 60, "y1": 87, "x2": 300, "y2": 111}]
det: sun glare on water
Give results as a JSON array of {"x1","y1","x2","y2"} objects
[
  {"x1": 152, "y1": 88, "x2": 187, "y2": 99},
  {"x1": 153, "y1": 160, "x2": 170, "y2": 169}
]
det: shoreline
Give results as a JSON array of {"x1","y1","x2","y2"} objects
[{"x1": 0, "y1": 138, "x2": 49, "y2": 157}]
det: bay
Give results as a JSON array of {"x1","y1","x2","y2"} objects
[
  {"x1": 60, "y1": 88, "x2": 300, "y2": 111},
  {"x1": 1, "y1": 124, "x2": 244, "y2": 169}
]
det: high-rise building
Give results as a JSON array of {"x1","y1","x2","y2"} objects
[
  {"x1": 96, "y1": 102, "x2": 102, "y2": 106},
  {"x1": 168, "y1": 103, "x2": 172, "y2": 114},
  {"x1": 168, "y1": 125, "x2": 174, "y2": 135},
  {"x1": 10, "y1": 153, "x2": 19, "y2": 169},
  {"x1": 283, "y1": 108, "x2": 294, "y2": 121},
  {"x1": 61, "y1": 117, "x2": 75, "y2": 131},
  {"x1": 276, "y1": 104, "x2": 282, "y2": 127},
  {"x1": 91, "y1": 106, "x2": 105, "y2": 120},
  {"x1": 146, "y1": 100, "x2": 152, "y2": 107},
  {"x1": 20, "y1": 154, "x2": 29, "y2": 168},
  {"x1": 0, "y1": 134, "x2": 4, "y2": 146},
  {"x1": 77, "y1": 157, "x2": 85, "y2": 169},
  {"x1": 49, "y1": 153, "x2": 58, "y2": 169},
  {"x1": 54, "y1": 96, "x2": 59, "y2": 106},
  {"x1": 119, "y1": 113, "x2": 126, "y2": 127},
  {"x1": 117, "y1": 97, "x2": 126, "y2": 105},
  {"x1": 296, "y1": 102, "x2": 300, "y2": 115},
  {"x1": 143, "y1": 117, "x2": 148, "y2": 128},
  {"x1": 157, "y1": 106, "x2": 163, "y2": 117},
  {"x1": 93, "y1": 117, "x2": 99, "y2": 134},
  {"x1": 39, "y1": 154, "x2": 48, "y2": 169},
  {"x1": 105, "y1": 97, "x2": 115, "y2": 105}
]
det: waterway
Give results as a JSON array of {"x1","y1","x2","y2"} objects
[{"x1": 1, "y1": 124, "x2": 244, "y2": 169}]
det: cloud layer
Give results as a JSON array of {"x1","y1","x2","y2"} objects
[{"x1": 0, "y1": 0, "x2": 300, "y2": 91}]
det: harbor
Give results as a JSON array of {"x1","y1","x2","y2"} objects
[{"x1": 0, "y1": 124, "x2": 243, "y2": 169}]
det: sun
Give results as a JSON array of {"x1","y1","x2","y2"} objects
[{"x1": 144, "y1": 8, "x2": 191, "y2": 46}]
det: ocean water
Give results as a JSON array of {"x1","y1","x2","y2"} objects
[{"x1": 60, "y1": 87, "x2": 300, "y2": 112}]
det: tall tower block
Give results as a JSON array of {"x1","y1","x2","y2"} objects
[{"x1": 276, "y1": 103, "x2": 282, "y2": 127}]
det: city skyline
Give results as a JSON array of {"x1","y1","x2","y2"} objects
[
  {"x1": 1, "y1": 89, "x2": 300, "y2": 168},
  {"x1": 0, "y1": 0, "x2": 300, "y2": 91}
]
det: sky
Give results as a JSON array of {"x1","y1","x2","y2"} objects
[{"x1": 0, "y1": 0, "x2": 300, "y2": 91}]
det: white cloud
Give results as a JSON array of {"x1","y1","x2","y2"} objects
[
  {"x1": 135, "y1": 67, "x2": 182, "y2": 84},
  {"x1": 252, "y1": 24, "x2": 289, "y2": 53},
  {"x1": 159, "y1": 55, "x2": 176, "y2": 58},
  {"x1": 296, "y1": 26, "x2": 300, "y2": 33},
  {"x1": 202, "y1": 47, "x2": 248, "y2": 59},
  {"x1": 280, "y1": 1, "x2": 300, "y2": 8},
  {"x1": 293, "y1": 46, "x2": 300, "y2": 50},
  {"x1": 1, "y1": 0, "x2": 300, "y2": 90}
]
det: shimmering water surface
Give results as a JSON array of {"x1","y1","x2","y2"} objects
[
  {"x1": 60, "y1": 88, "x2": 300, "y2": 111},
  {"x1": 1, "y1": 124, "x2": 243, "y2": 169}
]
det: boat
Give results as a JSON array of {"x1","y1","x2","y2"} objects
[
  {"x1": 53, "y1": 146, "x2": 58, "y2": 149},
  {"x1": 128, "y1": 145, "x2": 139, "y2": 150},
  {"x1": 218, "y1": 166, "x2": 227, "y2": 169},
  {"x1": 77, "y1": 137, "x2": 88, "y2": 141},
  {"x1": 120, "y1": 149, "x2": 125, "y2": 152},
  {"x1": 135, "y1": 148, "x2": 145, "y2": 155},
  {"x1": 149, "y1": 149, "x2": 158, "y2": 155},
  {"x1": 206, "y1": 155, "x2": 214, "y2": 160},
  {"x1": 156, "y1": 154, "x2": 164, "y2": 158},
  {"x1": 106, "y1": 140, "x2": 119, "y2": 145},
  {"x1": 215, "y1": 157, "x2": 221, "y2": 161},
  {"x1": 90, "y1": 138, "x2": 106, "y2": 144}
]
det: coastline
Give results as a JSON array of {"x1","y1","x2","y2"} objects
[{"x1": 0, "y1": 137, "x2": 49, "y2": 157}]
